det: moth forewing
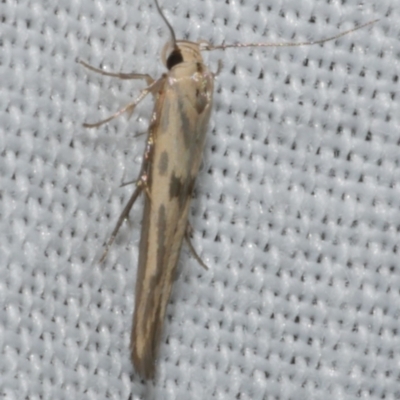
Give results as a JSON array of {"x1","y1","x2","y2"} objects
[{"x1": 130, "y1": 41, "x2": 214, "y2": 379}]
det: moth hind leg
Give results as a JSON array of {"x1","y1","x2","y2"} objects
[
  {"x1": 213, "y1": 60, "x2": 223, "y2": 77},
  {"x1": 185, "y1": 223, "x2": 209, "y2": 270},
  {"x1": 99, "y1": 180, "x2": 146, "y2": 263}
]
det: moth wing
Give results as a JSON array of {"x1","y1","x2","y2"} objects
[{"x1": 131, "y1": 61, "x2": 214, "y2": 378}]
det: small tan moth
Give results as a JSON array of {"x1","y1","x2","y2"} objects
[{"x1": 81, "y1": 0, "x2": 377, "y2": 379}]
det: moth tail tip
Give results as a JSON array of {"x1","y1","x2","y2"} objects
[{"x1": 131, "y1": 343, "x2": 156, "y2": 380}]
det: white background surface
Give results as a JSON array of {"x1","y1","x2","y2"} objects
[{"x1": 1, "y1": 0, "x2": 399, "y2": 399}]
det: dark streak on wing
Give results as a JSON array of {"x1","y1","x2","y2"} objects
[
  {"x1": 178, "y1": 97, "x2": 193, "y2": 149},
  {"x1": 169, "y1": 173, "x2": 184, "y2": 199},
  {"x1": 187, "y1": 175, "x2": 196, "y2": 197},
  {"x1": 158, "y1": 151, "x2": 169, "y2": 175},
  {"x1": 156, "y1": 205, "x2": 167, "y2": 273},
  {"x1": 131, "y1": 203, "x2": 168, "y2": 379},
  {"x1": 169, "y1": 172, "x2": 197, "y2": 210}
]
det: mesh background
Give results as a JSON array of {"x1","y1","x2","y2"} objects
[{"x1": 0, "y1": 0, "x2": 398, "y2": 399}]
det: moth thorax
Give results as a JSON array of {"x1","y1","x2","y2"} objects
[{"x1": 161, "y1": 40, "x2": 203, "y2": 70}]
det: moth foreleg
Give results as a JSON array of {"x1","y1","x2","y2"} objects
[
  {"x1": 79, "y1": 60, "x2": 154, "y2": 85},
  {"x1": 185, "y1": 223, "x2": 209, "y2": 270}
]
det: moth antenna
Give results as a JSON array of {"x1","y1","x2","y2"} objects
[
  {"x1": 154, "y1": 0, "x2": 178, "y2": 51},
  {"x1": 203, "y1": 19, "x2": 379, "y2": 51}
]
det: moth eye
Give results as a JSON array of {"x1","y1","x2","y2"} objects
[{"x1": 166, "y1": 49, "x2": 184, "y2": 70}]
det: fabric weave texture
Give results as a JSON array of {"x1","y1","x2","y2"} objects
[{"x1": 0, "y1": 0, "x2": 398, "y2": 399}]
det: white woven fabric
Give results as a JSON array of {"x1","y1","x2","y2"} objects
[{"x1": 1, "y1": 0, "x2": 398, "y2": 399}]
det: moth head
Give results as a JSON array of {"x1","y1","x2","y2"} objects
[{"x1": 161, "y1": 40, "x2": 203, "y2": 70}]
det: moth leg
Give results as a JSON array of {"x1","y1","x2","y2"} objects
[
  {"x1": 79, "y1": 60, "x2": 154, "y2": 85},
  {"x1": 143, "y1": 183, "x2": 152, "y2": 204},
  {"x1": 185, "y1": 223, "x2": 209, "y2": 270},
  {"x1": 213, "y1": 60, "x2": 223, "y2": 77},
  {"x1": 99, "y1": 126, "x2": 155, "y2": 263},
  {"x1": 118, "y1": 178, "x2": 152, "y2": 196},
  {"x1": 120, "y1": 179, "x2": 137, "y2": 188},
  {"x1": 83, "y1": 81, "x2": 159, "y2": 128},
  {"x1": 99, "y1": 180, "x2": 145, "y2": 263}
]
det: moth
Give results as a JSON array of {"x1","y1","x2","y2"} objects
[{"x1": 80, "y1": 0, "x2": 377, "y2": 379}]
